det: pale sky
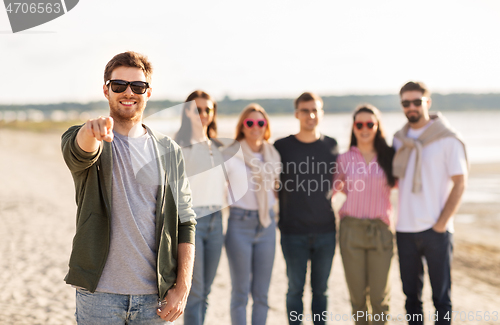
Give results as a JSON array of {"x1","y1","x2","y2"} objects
[{"x1": 1, "y1": 0, "x2": 500, "y2": 104}]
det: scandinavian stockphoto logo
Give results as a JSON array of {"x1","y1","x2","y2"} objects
[
  {"x1": 3, "y1": 0, "x2": 79, "y2": 33},
  {"x1": 130, "y1": 102, "x2": 249, "y2": 223}
]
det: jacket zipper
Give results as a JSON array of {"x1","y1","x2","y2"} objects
[{"x1": 94, "y1": 162, "x2": 112, "y2": 293}]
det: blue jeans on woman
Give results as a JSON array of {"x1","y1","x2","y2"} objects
[
  {"x1": 280, "y1": 231, "x2": 336, "y2": 325},
  {"x1": 184, "y1": 207, "x2": 224, "y2": 325},
  {"x1": 225, "y1": 207, "x2": 276, "y2": 325}
]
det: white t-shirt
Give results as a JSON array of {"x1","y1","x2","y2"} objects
[
  {"x1": 393, "y1": 122, "x2": 468, "y2": 233},
  {"x1": 181, "y1": 142, "x2": 226, "y2": 212},
  {"x1": 224, "y1": 151, "x2": 276, "y2": 210}
]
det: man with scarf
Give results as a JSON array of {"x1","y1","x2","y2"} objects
[{"x1": 392, "y1": 81, "x2": 468, "y2": 325}]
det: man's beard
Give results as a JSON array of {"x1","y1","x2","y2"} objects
[
  {"x1": 405, "y1": 111, "x2": 421, "y2": 123},
  {"x1": 109, "y1": 101, "x2": 144, "y2": 124}
]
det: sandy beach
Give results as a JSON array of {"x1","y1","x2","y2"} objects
[{"x1": 0, "y1": 128, "x2": 499, "y2": 325}]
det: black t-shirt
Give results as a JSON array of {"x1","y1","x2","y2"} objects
[{"x1": 274, "y1": 134, "x2": 339, "y2": 235}]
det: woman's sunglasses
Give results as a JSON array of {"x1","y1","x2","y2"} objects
[
  {"x1": 244, "y1": 118, "x2": 267, "y2": 128},
  {"x1": 354, "y1": 121, "x2": 377, "y2": 130},
  {"x1": 106, "y1": 79, "x2": 150, "y2": 95},
  {"x1": 197, "y1": 107, "x2": 214, "y2": 115}
]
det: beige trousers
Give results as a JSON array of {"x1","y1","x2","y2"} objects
[{"x1": 339, "y1": 217, "x2": 394, "y2": 325}]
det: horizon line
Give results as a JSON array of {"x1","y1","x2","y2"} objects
[{"x1": 3, "y1": 90, "x2": 500, "y2": 106}]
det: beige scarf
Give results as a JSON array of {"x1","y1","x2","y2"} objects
[
  {"x1": 239, "y1": 139, "x2": 281, "y2": 227},
  {"x1": 393, "y1": 112, "x2": 468, "y2": 193}
]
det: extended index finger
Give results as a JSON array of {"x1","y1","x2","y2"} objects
[
  {"x1": 105, "y1": 116, "x2": 114, "y2": 130},
  {"x1": 101, "y1": 117, "x2": 114, "y2": 142}
]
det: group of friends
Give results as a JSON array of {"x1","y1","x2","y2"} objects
[{"x1": 61, "y1": 51, "x2": 468, "y2": 325}]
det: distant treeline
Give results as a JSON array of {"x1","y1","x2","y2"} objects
[{"x1": 2, "y1": 93, "x2": 500, "y2": 115}]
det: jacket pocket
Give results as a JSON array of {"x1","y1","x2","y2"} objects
[
  {"x1": 157, "y1": 233, "x2": 177, "y2": 298},
  {"x1": 69, "y1": 212, "x2": 109, "y2": 273}
]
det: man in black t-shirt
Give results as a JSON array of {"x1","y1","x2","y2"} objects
[{"x1": 274, "y1": 92, "x2": 338, "y2": 325}]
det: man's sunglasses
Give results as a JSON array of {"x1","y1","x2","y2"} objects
[
  {"x1": 354, "y1": 121, "x2": 377, "y2": 130},
  {"x1": 244, "y1": 118, "x2": 267, "y2": 128},
  {"x1": 197, "y1": 107, "x2": 214, "y2": 115},
  {"x1": 401, "y1": 99, "x2": 423, "y2": 108},
  {"x1": 106, "y1": 79, "x2": 150, "y2": 95}
]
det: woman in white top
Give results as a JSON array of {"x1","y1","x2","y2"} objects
[
  {"x1": 223, "y1": 104, "x2": 281, "y2": 325},
  {"x1": 176, "y1": 90, "x2": 225, "y2": 325}
]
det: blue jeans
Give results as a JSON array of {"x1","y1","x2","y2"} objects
[
  {"x1": 281, "y1": 232, "x2": 336, "y2": 325},
  {"x1": 397, "y1": 228, "x2": 453, "y2": 325},
  {"x1": 75, "y1": 288, "x2": 168, "y2": 324},
  {"x1": 184, "y1": 208, "x2": 224, "y2": 325},
  {"x1": 225, "y1": 207, "x2": 276, "y2": 325}
]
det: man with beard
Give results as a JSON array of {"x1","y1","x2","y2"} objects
[
  {"x1": 61, "y1": 51, "x2": 196, "y2": 324},
  {"x1": 392, "y1": 81, "x2": 468, "y2": 325}
]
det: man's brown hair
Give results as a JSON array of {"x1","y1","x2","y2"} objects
[
  {"x1": 399, "y1": 81, "x2": 430, "y2": 97},
  {"x1": 104, "y1": 51, "x2": 153, "y2": 84},
  {"x1": 294, "y1": 92, "x2": 323, "y2": 110}
]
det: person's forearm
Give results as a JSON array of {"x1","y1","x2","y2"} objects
[
  {"x1": 435, "y1": 175, "x2": 466, "y2": 231},
  {"x1": 77, "y1": 124, "x2": 101, "y2": 153},
  {"x1": 175, "y1": 243, "x2": 195, "y2": 291}
]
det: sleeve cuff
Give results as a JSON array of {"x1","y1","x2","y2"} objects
[{"x1": 178, "y1": 223, "x2": 196, "y2": 245}]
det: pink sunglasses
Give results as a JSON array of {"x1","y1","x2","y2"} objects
[
  {"x1": 354, "y1": 121, "x2": 377, "y2": 130},
  {"x1": 244, "y1": 118, "x2": 267, "y2": 128}
]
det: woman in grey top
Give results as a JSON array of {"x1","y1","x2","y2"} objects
[{"x1": 175, "y1": 90, "x2": 225, "y2": 325}]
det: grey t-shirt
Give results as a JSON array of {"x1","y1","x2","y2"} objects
[{"x1": 96, "y1": 131, "x2": 159, "y2": 294}]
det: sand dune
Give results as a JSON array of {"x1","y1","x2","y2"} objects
[{"x1": 0, "y1": 129, "x2": 499, "y2": 325}]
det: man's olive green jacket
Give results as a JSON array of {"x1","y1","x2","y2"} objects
[{"x1": 61, "y1": 124, "x2": 196, "y2": 299}]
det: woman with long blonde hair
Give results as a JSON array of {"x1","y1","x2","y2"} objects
[{"x1": 223, "y1": 104, "x2": 281, "y2": 325}]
